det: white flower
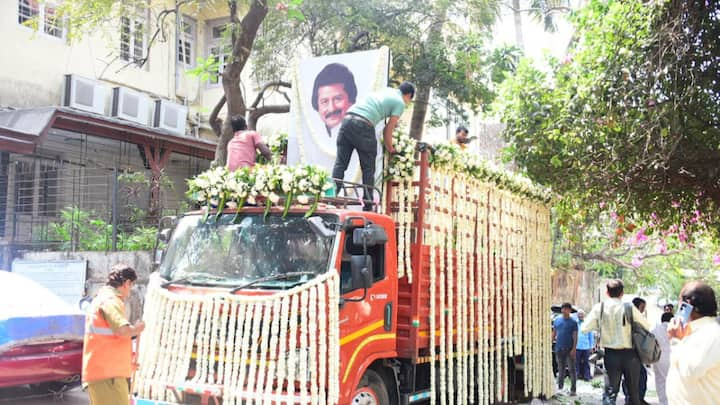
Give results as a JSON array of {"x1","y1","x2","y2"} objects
[
  {"x1": 297, "y1": 195, "x2": 310, "y2": 204},
  {"x1": 247, "y1": 196, "x2": 256, "y2": 205},
  {"x1": 269, "y1": 192, "x2": 280, "y2": 204}
]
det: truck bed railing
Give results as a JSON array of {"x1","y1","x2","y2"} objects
[{"x1": 321, "y1": 178, "x2": 383, "y2": 212}]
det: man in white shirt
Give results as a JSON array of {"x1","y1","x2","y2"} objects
[
  {"x1": 581, "y1": 279, "x2": 651, "y2": 405},
  {"x1": 666, "y1": 281, "x2": 720, "y2": 405},
  {"x1": 652, "y1": 312, "x2": 673, "y2": 405}
]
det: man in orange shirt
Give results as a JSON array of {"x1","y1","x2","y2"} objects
[
  {"x1": 82, "y1": 264, "x2": 145, "y2": 405},
  {"x1": 226, "y1": 116, "x2": 272, "y2": 170}
]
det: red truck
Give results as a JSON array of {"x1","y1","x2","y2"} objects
[{"x1": 133, "y1": 149, "x2": 553, "y2": 405}]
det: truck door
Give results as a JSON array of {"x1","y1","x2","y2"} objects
[{"x1": 337, "y1": 220, "x2": 398, "y2": 398}]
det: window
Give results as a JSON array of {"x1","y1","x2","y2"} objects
[
  {"x1": 17, "y1": 0, "x2": 65, "y2": 39},
  {"x1": 120, "y1": 6, "x2": 147, "y2": 65},
  {"x1": 340, "y1": 229, "x2": 386, "y2": 294},
  {"x1": 177, "y1": 16, "x2": 196, "y2": 67},
  {"x1": 14, "y1": 161, "x2": 34, "y2": 214},
  {"x1": 206, "y1": 20, "x2": 231, "y2": 85}
]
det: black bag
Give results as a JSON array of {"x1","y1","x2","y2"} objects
[{"x1": 624, "y1": 303, "x2": 661, "y2": 364}]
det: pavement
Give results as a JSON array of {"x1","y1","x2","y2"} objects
[
  {"x1": 526, "y1": 366, "x2": 661, "y2": 405},
  {"x1": 0, "y1": 385, "x2": 88, "y2": 405},
  {"x1": 0, "y1": 369, "x2": 663, "y2": 405}
]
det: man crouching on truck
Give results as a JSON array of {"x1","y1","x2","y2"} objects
[{"x1": 82, "y1": 264, "x2": 145, "y2": 405}]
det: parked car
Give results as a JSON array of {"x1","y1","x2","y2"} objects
[{"x1": 0, "y1": 270, "x2": 85, "y2": 391}]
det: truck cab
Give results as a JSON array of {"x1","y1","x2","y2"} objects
[{"x1": 150, "y1": 205, "x2": 400, "y2": 404}]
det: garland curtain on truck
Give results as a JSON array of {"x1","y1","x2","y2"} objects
[
  {"x1": 421, "y1": 169, "x2": 553, "y2": 404},
  {"x1": 387, "y1": 150, "x2": 554, "y2": 405},
  {"x1": 135, "y1": 272, "x2": 340, "y2": 404}
]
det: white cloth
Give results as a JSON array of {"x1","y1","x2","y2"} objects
[
  {"x1": 581, "y1": 297, "x2": 651, "y2": 349},
  {"x1": 652, "y1": 322, "x2": 671, "y2": 405},
  {"x1": 667, "y1": 316, "x2": 720, "y2": 405}
]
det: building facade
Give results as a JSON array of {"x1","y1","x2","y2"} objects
[{"x1": 0, "y1": 1, "x2": 284, "y2": 267}]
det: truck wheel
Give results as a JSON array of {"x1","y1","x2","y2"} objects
[{"x1": 352, "y1": 369, "x2": 391, "y2": 405}]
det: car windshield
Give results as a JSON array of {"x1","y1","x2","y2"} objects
[{"x1": 159, "y1": 213, "x2": 337, "y2": 288}]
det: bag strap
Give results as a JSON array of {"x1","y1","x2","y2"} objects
[
  {"x1": 624, "y1": 302, "x2": 634, "y2": 327},
  {"x1": 598, "y1": 301, "x2": 604, "y2": 344}
]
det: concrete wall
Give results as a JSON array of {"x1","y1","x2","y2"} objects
[
  {"x1": 551, "y1": 269, "x2": 601, "y2": 312},
  {"x1": 17, "y1": 250, "x2": 154, "y2": 323}
]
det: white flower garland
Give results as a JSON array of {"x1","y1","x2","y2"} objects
[
  {"x1": 135, "y1": 273, "x2": 340, "y2": 404},
  {"x1": 188, "y1": 164, "x2": 332, "y2": 220}
]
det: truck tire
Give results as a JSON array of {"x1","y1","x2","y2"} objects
[{"x1": 352, "y1": 369, "x2": 391, "y2": 405}]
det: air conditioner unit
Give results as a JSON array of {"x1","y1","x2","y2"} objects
[
  {"x1": 111, "y1": 87, "x2": 151, "y2": 125},
  {"x1": 63, "y1": 74, "x2": 107, "y2": 115},
  {"x1": 153, "y1": 99, "x2": 188, "y2": 136}
]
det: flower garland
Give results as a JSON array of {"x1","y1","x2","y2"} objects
[
  {"x1": 187, "y1": 164, "x2": 332, "y2": 220},
  {"x1": 386, "y1": 128, "x2": 417, "y2": 281},
  {"x1": 428, "y1": 143, "x2": 553, "y2": 204},
  {"x1": 135, "y1": 272, "x2": 340, "y2": 404}
]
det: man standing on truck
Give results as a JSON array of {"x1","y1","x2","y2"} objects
[
  {"x1": 331, "y1": 81, "x2": 415, "y2": 211},
  {"x1": 453, "y1": 125, "x2": 475, "y2": 149},
  {"x1": 82, "y1": 264, "x2": 146, "y2": 405},
  {"x1": 581, "y1": 280, "x2": 651, "y2": 405},
  {"x1": 553, "y1": 302, "x2": 578, "y2": 396},
  {"x1": 227, "y1": 116, "x2": 272, "y2": 170}
]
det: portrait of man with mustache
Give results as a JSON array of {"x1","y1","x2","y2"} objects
[{"x1": 311, "y1": 63, "x2": 358, "y2": 140}]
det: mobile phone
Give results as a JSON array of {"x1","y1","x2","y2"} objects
[{"x1": 678, "y1": 302, "x2": 694, "y2": 325}]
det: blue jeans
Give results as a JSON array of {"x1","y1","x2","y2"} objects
[{"x1": 576, "y1": 349, "x2": 592, "y2": 380}]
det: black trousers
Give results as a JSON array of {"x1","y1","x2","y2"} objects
[
  {"x1": 332, "y1": 118, "x2": 377, "y2": 210},
  {"x1": 603, "y1": 348, "x2": 642, "y2": 405}
]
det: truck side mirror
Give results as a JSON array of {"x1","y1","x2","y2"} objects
[
  {"x1": 352, "y1": 225, "x2": 388, "y2": 247},
  {"x1": 157, "y1": 228, "x2": 172, "y2": 244},
  {"x1": 350, "y1": 255, "x2": 373, "y2": 290}
]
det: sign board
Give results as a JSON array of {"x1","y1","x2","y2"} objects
[{"x1": 11, "y1": 259, "x2": 87, "y2": 307}]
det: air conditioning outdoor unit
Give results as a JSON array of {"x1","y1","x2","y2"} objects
[
  {"x1": 63, "y1": 74, "x2": 107, "y2": 115},
  {"x1": 153, "y1": 99, "x2": 188, "y2": 136},
  {"x1": 111, "y1": 87, "x2": 151, "y2": 125}
]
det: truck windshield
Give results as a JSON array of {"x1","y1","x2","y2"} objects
[{"x1": 159, "y1": 213, "x2": 337, "y2": 289}]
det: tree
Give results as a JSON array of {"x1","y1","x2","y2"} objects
[
  {"x1": 56, "y1": 0, "x2": 301, "y2": 166},
  {"x1": 266, "y1": 0, "x2": 513, "y2": 140},
  {"x1": 497, "y1": 0, "x2": 720, "y2": 230}
]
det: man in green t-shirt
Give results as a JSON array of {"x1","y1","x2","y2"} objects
[{"x1": 332, "y1": 82, "x2": 415, "y2": 211}]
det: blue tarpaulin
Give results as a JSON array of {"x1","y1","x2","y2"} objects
[
  {"x1": 0, "y1": 270, "x2": 85, "y2": 352},
  {"x1": 0, "y1": 315, "x2": 85, "y2": 351}
]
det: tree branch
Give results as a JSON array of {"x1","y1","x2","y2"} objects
[
  {"x1": 249, "y1": 81, "x2": 292, "y2": 109},
  {"x1": 248, "y1": 105, "x2": 290, "y2": 130},
  {"x1": 209, "y1": 95, "x2": 227, "y2": 136}
]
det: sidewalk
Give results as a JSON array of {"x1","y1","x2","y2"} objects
[{"x1": 526, "y1": 367, "x2": 661, "y2": 405}]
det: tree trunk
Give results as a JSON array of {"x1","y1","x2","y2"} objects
[
  {"x1": 408, "y1": 3, "x2": 449, "y2": 141},
  {"x1": 512, "y1": 0, "x2": 525, "y2": 49},
  {"x1": 213, "y1": 0, "x2": 269, "y2": 166},
  {"x1": 409, "y1": 86, "x2": 431, "y2": 140}
]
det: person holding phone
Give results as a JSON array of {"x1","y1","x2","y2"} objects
[{"x1": 666, "y1": 281, "x2": 720, "y2": 405}]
